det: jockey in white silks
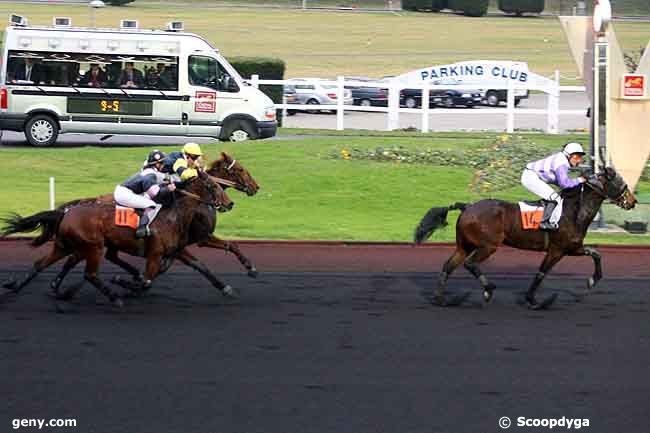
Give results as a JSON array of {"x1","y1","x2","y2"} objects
[
  {"x1": 520, "y1": 142, "x2": 587, "y2": 230},
  {"x1": 114, "y1": 150, "x2": 176, "y2": 238}
]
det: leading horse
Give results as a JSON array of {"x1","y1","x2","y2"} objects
[{"x1": 414, "y1": 168, "x2": 637, "y2": 309}]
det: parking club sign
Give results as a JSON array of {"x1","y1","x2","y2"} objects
[{"x1": 621, "y1": 74, "x2": 647, "y2": 99}]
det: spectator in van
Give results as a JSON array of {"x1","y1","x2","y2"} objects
[
  {"x1": 80, "y1": 63, "x2": 107, "y2": 88},
  {"x1": 117, "y1": 62, "x2": 144, "y2": 88},
  {"x1": 146, "y1": 63, "x2": 176, "y2": 90},
  {"x1": 10, "y1": 58, "x2": 45, "y2": 84}
]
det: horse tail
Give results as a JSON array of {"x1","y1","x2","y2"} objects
[
  {"x1": 413, "y1": 202, "x2": 468, "y2": 245},
  {"x1": 1, "y1": 210, "x2": 65, "y2": 247}
]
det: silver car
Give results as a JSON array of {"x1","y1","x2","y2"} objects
[{"x1": 284, "y1": 78, "x2": 353, "y2": 113}]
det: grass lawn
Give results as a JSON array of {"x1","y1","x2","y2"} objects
[
  {"x1": 1, "y1": 3, "x2": 649, "y2": 82},
  {"x1": 0, "y1": 131, "x2": 648, "y2": 245}
]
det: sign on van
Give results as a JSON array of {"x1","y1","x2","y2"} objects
[{"x1": 397, "y1": 60, "x2": 553, "y2": 90}]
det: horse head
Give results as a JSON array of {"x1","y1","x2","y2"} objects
[
  {"x1": 207, "y1": 152, "x2": 259, "y2": 196},
  {"x1": 185, "y1": 171, "x2": 234, "y2": 213},
  {"x1": 589, "y1": 167, "x2": 637, "y2": 210}
]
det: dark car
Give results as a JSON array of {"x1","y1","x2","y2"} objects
[
  {"x1": 345, "y1": 76, "x2": 388, "y2": 107},
  {"x1": 401, "y1": 78, "x2": 484, "y2": 108},
  {"x1": 483, "y1": 88, "x2": 529, "y2": 107}
]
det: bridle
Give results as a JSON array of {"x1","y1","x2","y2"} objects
[{"x1": 583, "y1": 174, "x2": 630, "y2": 207}]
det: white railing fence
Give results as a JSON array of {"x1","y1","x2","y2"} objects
[{"x1": 249, "y1": 72, "x2": 587, "y2": 134}]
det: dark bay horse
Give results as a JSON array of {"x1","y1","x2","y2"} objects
[
  {"x1": 2, "y1": 173, "x2": 232, "y2": 307},
  {"x1": 414, "y1": 168, "x2": 637, "y2": 309}
]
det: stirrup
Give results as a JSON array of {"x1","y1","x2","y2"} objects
[
  {"x1": 539, "y1": 221, "x2": 558, "y2": 231},
  {"x1": 135, "y1": 225, "x2": 151, "y2": 238}
]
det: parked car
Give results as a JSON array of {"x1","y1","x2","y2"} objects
[
  {"x1": 283, "y1": 78, "x2": 353, "y2": 113},
  {"x1": 401, "y1": 78, "x2": 484, "y2": 108},
  {"x1": 483, "y1": 88, "x2": 529, "y2": 106},
  {"x1": 283, "y1": 84, "x2": 298, "y2": 115},
  {"x1": 345, "y1": 76, "x2": 388, "y2": 107}
]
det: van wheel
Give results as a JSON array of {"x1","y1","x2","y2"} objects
[
  {"x1": 25, "y1": 114, "x2": 59, "y2": 147},
  {"x1": 222, "y1": 120, "x2": 258, "y2": 142}
]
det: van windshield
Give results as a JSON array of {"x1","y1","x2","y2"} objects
[{"x1": 5, "y1": 50, "x2": 179, "y2": 91}]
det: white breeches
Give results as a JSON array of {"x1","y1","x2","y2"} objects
[
  {"x1": 113, "y1": 185, "x2": 161, "y2": 222},
  {"x1": 521, "y1": 169, "x2": 563, "y2": 224},
  {"x1": 114, "y1": 185, "x2": 156, "y2": 208}
]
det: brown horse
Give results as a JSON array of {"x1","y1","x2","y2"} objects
[
  {"x1": 2, "y1": 172, "x2": 232, "y2": 307},
  {"x1": 414, "y1": 168, "x2": 637, "y2": 309},
  {"x1": 46, "y1": 152, "x2": 260, "y2": 298}
]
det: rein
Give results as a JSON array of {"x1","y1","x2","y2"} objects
[
  {"x1": 206, "y1": 174, "x2": 237, "y2": 188},
  {"x1": 176, "y1": 189, "x2": 218, "y2": 207}
]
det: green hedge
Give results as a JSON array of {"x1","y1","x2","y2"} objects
[
  {"x1": 498, "y1": 0, "x2": 545, "y2": 14},
  {"x1": 448, "y1": 0, "x2": 488, "y2": 16},
  {"x1": 228, "y1": 57, "x2": 285, "y2": 126}
]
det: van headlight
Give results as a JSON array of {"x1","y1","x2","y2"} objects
[
  {"x1": 461, "y1": 93, "x2": 471, "y2": 98},
  {"x1": 265, "y1": 107, "x2": 276, "y2": 120}
]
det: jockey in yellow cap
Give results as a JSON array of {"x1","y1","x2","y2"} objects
[{"x1": 161, "y1": 142, "x2": 204, "y2": 181}]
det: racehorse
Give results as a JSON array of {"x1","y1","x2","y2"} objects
[
  {"x1": 18, "y1": 152, "x2": 259, "y2": 301},
  {"x1": 413, "y1": 168, "x2": 637, "y2": 309},
  {"x1": 2, "y1": 172, "x2": 232, "y2": 307}
]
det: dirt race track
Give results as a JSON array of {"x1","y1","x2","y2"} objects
[{"x1": 0, "y1": 240, "x2": 649, "y2": 433}]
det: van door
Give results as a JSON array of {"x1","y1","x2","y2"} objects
[{"x1": 185, "y1": 54, "x2": 244, "y2": 137}]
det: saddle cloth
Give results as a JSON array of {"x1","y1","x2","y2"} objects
[
  {"x1": 518, "y1": 202, "x2": 544, "y2": 230},
  {"x1": 114, "y1": 205, "x2": 140, "y2": 229}
]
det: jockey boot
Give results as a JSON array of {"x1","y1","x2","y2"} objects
[
  {"x1": 135, "y1": 213, "x2": 151, "y2": 238},
  {"x1": 539, "y1": 200, "x2": 559, "y2": 231}
]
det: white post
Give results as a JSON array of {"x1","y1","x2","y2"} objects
[
  {"x1": 49, "y1": 177, "x2": 55, "y2": 211},
  {"x1": 281, "y1": 91, "x2": 287, "y2": 121},
  {"x1": 336, "y1": 76, "x2": 345, "y2": 131},
  {"x1": 302, "y1": 0, "x2": 307, "y2": 9},
  {"x1": 251, "y1": 74, "x2": 259, "y2": 89},
  {"x1": 546, "y1": 70, "x2": 560, "y2": 134},
  {"x1": 387, "y1": 78, "x2": 400, "y2": 131},
  {"x1": 506, "y1": 80, "x2": 515, "y2": 133},
  {"x1": 421, "y1": 83, "x2": 430, "y2": 133}
]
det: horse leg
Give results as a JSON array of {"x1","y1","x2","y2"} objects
[
  {"x1": 433, "y1": 248, "x2": 469, "y2": 306},
  {"x1": 526, "y1": 249, "x2": 564, "y2": 308},
  {"x1": 50, "y1": 254, "x2": 83, "y2": 299},
  {"x1": 463, "y1": 246, "x2": 498, "y2": 304},
  {"x1": 83, "y1": 249, "x2": 123, "y2": 308},
  {"x1": 198, "y1": 236, "x2": 257, "y2": 278},
  {"x1": 3, "y1": 244, "x2": 68, "y2": 295},
  {"x1": 576, "y1": 246, "x2": 602, "y2": 291},
  {"x1": 176, "y1": 249, "x2": 237, "y2": 299},
  {"x1": 105, "y1": 248, "x2": 144, "y2": 291}
]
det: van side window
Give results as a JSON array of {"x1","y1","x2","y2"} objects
[
  {"x1": 4, "y1": 51, "x2": 178, "y2": 91},
  {"x1": 188, "y1": 56, "x2": 238, "y2": 92}
]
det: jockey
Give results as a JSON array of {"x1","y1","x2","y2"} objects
[
  {"x1": 114, "y1": 150, "x2": 177, "y2": 238},
  {"x1": 161, "y1": 142, "x2": 204, "y2": 181},
  {"x1": 521, "y1": 142, "x2": 587, "y2": 230}
]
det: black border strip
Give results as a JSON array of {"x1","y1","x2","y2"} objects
[{"x1": 11, "y1": 89, "x2": 188, "y2": 101}]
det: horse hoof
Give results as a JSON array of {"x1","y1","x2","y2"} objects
[
  {"x1": 430, "y1": 292, "x2": 469, "y2": 307},
  {"x1": 2, "y1": 279, "x2": 18, "y2": 292},
  {"x1": 222, "y1": 285, "x2": 238, "y2": 299},
  {"x1": 483, "y1": 289, "x2": 494, "y2": 304},
  {"x1": 587, "y1": 277, "x2": 595, "y2": 291},
  {"x1": 527, "y1": 293, "x2": 558, "y2": 310},
  {"x1": 247, "y1": 268, "x2": 258, "y2": 279}
]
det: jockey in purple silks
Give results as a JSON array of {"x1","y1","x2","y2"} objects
[{"x1": 521, "y1": 142, "x2": 587, "y2": 231}]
